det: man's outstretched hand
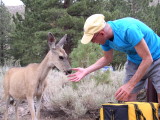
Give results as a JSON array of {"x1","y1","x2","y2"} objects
[{"x1": 68, "y1": 68, "x2": 87, "y2": 82}]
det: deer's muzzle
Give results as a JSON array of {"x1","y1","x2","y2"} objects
[{"x1": 65, "y1": 69, "x2": 72, "y2": 75}]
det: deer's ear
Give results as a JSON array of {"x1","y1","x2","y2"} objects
[
  {"x1": 56, "y1": 34, "x2": 67, "y2": 48},
  {"x1": 48, "y1": 32, "x2": 56, "y2": 49}
]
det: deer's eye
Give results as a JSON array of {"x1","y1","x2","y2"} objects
[{"x1": 59, "y1": 56, "x2": 64, "y2": 60}]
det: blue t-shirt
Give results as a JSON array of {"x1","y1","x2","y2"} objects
[{"x1": 101, "y1": 17, "x2": 160, "y2": 64}]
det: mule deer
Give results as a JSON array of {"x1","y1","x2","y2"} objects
[{"x1": 3, "y1": 33, "x2": 72, "y2": 120}]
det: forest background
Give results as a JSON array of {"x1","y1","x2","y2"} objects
[{"x1": 1, "y1": 0, "x2": 160, "y2": 69}]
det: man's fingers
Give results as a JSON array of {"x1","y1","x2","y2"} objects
[
  {"x1": 67, "y1": 68, "x2": 84, "y2": 82},
  {"x1": 71, "y1": 68, "x2": 80, "y2": 71},
  {"x1": 115, "y1": 89, "x2": 128, "y2": 101},
  {"x1": 67, "y1": 73, "x2": 76, "y2": 77},
  {"x1": 68, "y1": 77, "x2": 77, "y2": 81},
  {"x1": 68, "y1": 77, "x2": 80, "y2": 82},
  {"x1": 115, "y1": 89, "x2": 123, "y2": 100},
  {"x1": 115, "y1": 88, "x2": 122, "y2": 97},
  {"x1": 119, "y1": 92, "x2": 127, "y2": 101}
]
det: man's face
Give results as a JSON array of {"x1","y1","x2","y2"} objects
[{"x1": 91, "y1": 31, "x2": 106, "y2": 45}]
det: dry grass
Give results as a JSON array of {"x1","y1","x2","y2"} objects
[
  {"x1": 0, "y1": 63, "x2": 125, "y2": 119},
  {"x1": 43, "y1": 69, "x2": 125, "y2": 119}
]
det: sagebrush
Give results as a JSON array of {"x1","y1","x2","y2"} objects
[
  {"x1": 43, "y1": 69, "x2": 124, "y2": 118},
  {"x1": 0, "y1": 64, "x2": 125, "y2": 119}
]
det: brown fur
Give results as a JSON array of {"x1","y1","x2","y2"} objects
[{"x1": 3, "y1": 33, "x2": 71, "y2": 120}]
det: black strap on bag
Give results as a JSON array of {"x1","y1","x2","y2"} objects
[
  {"x1": 134, "y1": 104, "x2": 146, "y2": 120},
  {"x1": 149, "y1": 102, "x2": 158, "y2": 120},
  {"x1": 110, "y1": 109, "x2": 115, "y2": 120}
]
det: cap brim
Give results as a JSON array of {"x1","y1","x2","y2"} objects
[{"x1": 81, "y1": 34, "x2": 94, "y2": 44}]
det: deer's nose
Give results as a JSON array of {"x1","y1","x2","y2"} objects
[{"x1": 65, "y1": 69, "x2": 72, "y2": 75}]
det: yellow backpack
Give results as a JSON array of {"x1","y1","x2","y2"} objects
[{"x1": 100, "y1": 102, "x2": 159, "y2": 120}]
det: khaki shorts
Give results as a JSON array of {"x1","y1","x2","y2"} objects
[{"x1": 123, "y1": 59, "x2": 160, "y2": 93}]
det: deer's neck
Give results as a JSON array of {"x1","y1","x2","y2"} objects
[{"x1": 37, "y1": 51, "x2": 54, "y2": 81}]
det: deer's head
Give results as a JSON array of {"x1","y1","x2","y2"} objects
[{"x1": 48, "y1": 32, "x2": 72, "y2": 75}]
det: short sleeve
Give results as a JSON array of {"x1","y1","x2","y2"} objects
[{"x1": 126, "y1": 24, "x2": 144, "y2": 47}]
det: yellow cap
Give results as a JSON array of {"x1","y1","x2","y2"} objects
[{"x1": 81, "y1": 14, "x2": 106, "y2": 44}]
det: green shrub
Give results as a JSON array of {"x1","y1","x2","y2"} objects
[{"x1": 70, "y1": 41, "x2": 103, "y2": 68}]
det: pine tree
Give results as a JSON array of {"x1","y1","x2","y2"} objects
[
  {"x1": 0, "y1": 0, "x2": 12, "y2": 65},
  {"x1": 10, "y1": 0, "x2": 84, "y2": 65},
  {"x1": 10, "y1": 0, "x2": 160, "y2": 67},
  {"x1": 152, "y1": 3, "x2": 160, "y2": 35}
]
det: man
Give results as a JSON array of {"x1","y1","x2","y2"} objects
[{"x1": 68, "y1": 14, "x2": 160, "y2": 103}]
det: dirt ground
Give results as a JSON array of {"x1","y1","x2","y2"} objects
[{"x1": 0, "y1": 100, "x2": 98, "y2": 120}]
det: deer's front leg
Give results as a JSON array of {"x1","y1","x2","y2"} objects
[
  {"x1": 27, "y1": 96, "x2": 37, "y2": 120},
  {"x1": 36, "y1": 82, "x2": 47, "y2": 120},
  {"x1": 36, "y1": 95, "x2": 42, "y2": 120}
]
